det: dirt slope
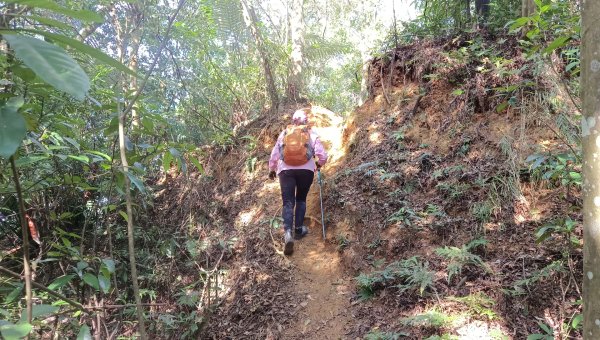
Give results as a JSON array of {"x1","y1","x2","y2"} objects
[{"x1": 152, "y1": 34, "x2": 582, "y2": 339}]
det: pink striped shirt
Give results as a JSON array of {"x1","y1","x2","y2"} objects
[{"x1": 269, "y1": 127, "x2": 328, "y2": 174}]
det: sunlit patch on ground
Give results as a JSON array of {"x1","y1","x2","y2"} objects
[
  {"x1": 455, "y1": 320, "x2": 508, "y2": 339},
  {"x1": 237, "y1": 207, "x2": 259, "y2": 227},
  {"x1": 369, "y1": 131, "x2": 382, "y2": 144}
]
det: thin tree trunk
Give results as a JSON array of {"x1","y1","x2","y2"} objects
[
  {"x1": 521, "y1": 0, "x2": 535, "y2": 17},
  {"x1": 2, "y1": 6, "x2": 32, "y2": 333},
  {"x1": 286, "y1": 0, "x2": 304, "y2": 101},
  {"x1": 112, "y1": 3, "x2": 184, "y2": 336},
  {"x1": 465, "y1": 0, "x2": 471, "y2": 23},
  {"x1": 10, "y1": 157, "x2": 33, "y2": 330},
  {"x1": 117, "y1": 100, "x2": 147, "y2": 339},
  {"x1": 240, "y1": 0, "x2": 279, "y2": 111},
  {"x1": 582, "y1": 0, "x2": 600, "y2": 336},
  {"x1": 128, "y1": 4, "x2": 143, "y2": 127}
]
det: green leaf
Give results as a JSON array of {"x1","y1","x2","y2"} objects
[
  {"x1": 77, "y1": 325, "x2": 92, "y2": 340},
  {"x1": 509, "y1": 17, "x2": 530, "y2": 31},
  {"x1": 537, "y1": 321, "x2": 552, "y2": 334},
  {"x1": 526, "y1": 335, "x2": 545, "y2": 340},
  {"x1": 495, "y1": 101, "x2": 509, "y2": 113},
  {"x1": 101, "y1": 259, "x2": 116, "y2": 274},
  {"x1": 98, "y1": 274, "x2": 110, "y2": 293},
  {"x1": 48, "y1": 274, "x2": 75, "y2": 290},
  {"x1": 86, "y1": 150, "x2": 112, "y2": 162},
  {"x1": 543, "y1": 36, "x2": 570, "y2": 55},
  {"x1": 7, "y1": 29, "x2": 136, "y2": 77},
  {"x1": 30, "y1": 304, "x2": 59, "y2": 319},
  {"x1": 82, "y1": 273, "x2": 99, "y2": 290},
  {"x1": 190, "y1": 157, "x2": 204, "y2": 174},
  {"x1": 0, "y1": 321, "x2": 32, "y2": 340},
  {"x1": 15, "y1": 155, "x2": 50, "y2": 166},
  {"x1": 24, "y1": 15, "x2": 72, "y2": 29},
  {"x1": 0, "y1": 97, "x2": 26, "y2": 158},
  {"x1": 5, "y1": 283, "x2": 23, "y2": 304},
  {"x1": 126, "y1": 172, "x2": 146, "y2": 193},
  {"x1": 451, "y1": 89, "x2": 464, "y2": 96},
  {"x1": 565, "y1": 61, "x2": 579, "y2": 72},
  {"x1": 5, "y1": 0, "x2": 103, "y2": 23},
  {"x1": 10, "y1": 64, "x2": 36, "y2": 82},
  {"x1": 571, "y1": 314, "x2": 582, "y2": 329},
  {"x1": 3, "y1": 33, "x2": 90, "y2": 101},
  {"x1": 163, "y1": 151, "x2": 174, "y2": 172},
  {"x1": 118, "y1": 210, "x2": 129, "y2": 223},
  {"x1": 75, "y1": 261, "x2": 88, "y2": 276},
  {"x1": 68, "y1": 155, "x2": 90, "y2": 164}
]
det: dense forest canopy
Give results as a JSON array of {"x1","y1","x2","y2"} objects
[{"x1": 0, "y1": 0, "x2": 592, "y2": 338}]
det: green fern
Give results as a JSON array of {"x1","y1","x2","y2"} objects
[
  {"x1": 364, "y1": 330, "x2": 409, "y2": 340},
  {"x1": 387, "y1": 205, "x2": 419, "y2": 227},
  {"x1": 447, "y1": 292, "x2": 497, "y2": 320},
  {"x1": 401, "y1": 310, "x2": 456, "y2": 328},
  {"x1": 435, "y1": 238, "x2": 491, "y2": 283},
  {"x1": 505, "y1": 261, "x2": 565, "y2": 296},
  {"x1": 394, "y1": 256, "x2": 435, "y2": 295},
  {"x1": 436, "y1": 182, "x2": 471, "y2": 200},
  {"x1": 355, "y1": 256, "x2": 435, "y2": 298}
]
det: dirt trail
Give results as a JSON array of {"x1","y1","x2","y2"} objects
[{"x1": 280, "y1": 107, "x2": 353, "y2": 340}]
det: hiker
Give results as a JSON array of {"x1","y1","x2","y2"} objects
[{"x1": 268, "y1": 109, "x2": 328, "y2": 255}]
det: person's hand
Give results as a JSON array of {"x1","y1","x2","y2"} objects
[{"x1": 269, "y1": 171, "x2": 276, "y2": 180}]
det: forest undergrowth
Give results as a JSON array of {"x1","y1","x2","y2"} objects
[
  {"x1": 147, "y1": 32, "x2": 583, "y2": 339},
  {"x1": 0, "y1": 28, "x2": 583, "y2": 340}
]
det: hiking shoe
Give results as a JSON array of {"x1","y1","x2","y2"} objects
[
  {"x1": 295, "y1": 225, "x2": 308, "y2": 240},
  {"x1": 284, "y1": 230, "x2": 294, "y2": 255}
]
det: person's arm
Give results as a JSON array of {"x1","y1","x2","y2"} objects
[
  {"x1": 269, "y1": 131, "x2": 284, "y2": 171},
  {"x1": 313, "y1": 134, "x2": 328, "y2": 167}
]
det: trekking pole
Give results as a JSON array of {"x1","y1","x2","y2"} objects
[{"x1": 317, "y1": 169, "x2": 326, "y2": 240}]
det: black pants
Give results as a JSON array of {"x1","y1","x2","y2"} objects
[{"x1": 278, "y1": 169, "x2": 314, "y2": 231}]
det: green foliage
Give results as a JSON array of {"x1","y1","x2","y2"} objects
[
  {"x1": 392, "y1": 127, "x2": 406, "y2": 142},
  {"x1": 470, "y1": 200, "x2": 495, "y2": 225},
  {"x1": 336, "y1": 234, "x2": 350, "y2": 251},
  {"x1": 422, "y1": 203, "x2": 446, "y2": 218},
  {"x1": 364, "y1": 329, "x2": 409, "y2": 340},
  {"x1": 432, "y1": 165, "x2": 464, "y2": 181},
  {"x1": 436, "y1": 182, "x2": 470, "y2": 200},
  {"x1": 0, "y1": 320, "x2": 32, "y2": 340},
  {"x1": 356, "y1": 256, "x2": 435, "y2": 299},
  {"x1": 435, "y1": 238, "x2": 491, "y2": 282},
  {"x1": 3, "y1": 33, "x2": 90, "y2": 101},
  {"x1": 527, "y1": 321, "x2": 554, "y2": 340},
  {"x1": 526, "y1": 152, "x2": 582, "y2": 188},
  {"x1": 535, "y1": 217, "x2": 580, "y2": 247},
  {"x1": 447, "y1": 292, "x2": 497, "y2": 320},
  {"x1": 387, "y1": 205, "x2": 419, "y2": 228},
  {"x1": 424, "y1": 334, "x2": 459, "y2": 340},
  {"x1": 505, "y1": 261, "x2": 565, "y2": 296},
  {"x1": 0, "y1": 97, "x2": 26, "y2": 158},
  {"x1": 401, "y1": 310, "x2": 458, "y2": 329}
]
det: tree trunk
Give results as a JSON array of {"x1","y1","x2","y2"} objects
[
  {"x1": 582, "y1": 0, "x2": 600, "y2": 336},
  {"x1": 240, "y1": 0, "x2": 279, "y2": 111},
  {"x1": 475, "y1": 0, "x2": 490, "y2": 21},
  {"x1": 521, "y1": 0, "x2": 536, "y2": 17},
  {"x1": 465, "y1": 0, "x2": 471, "y2": 23},
  {"x1": 127, "y1": 4, "x2": 143, "y2": 127},
  {"x1": 286, "y1": 0, "x2": 304, "y2": 101}
]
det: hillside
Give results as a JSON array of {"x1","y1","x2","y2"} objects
[{"x1": 151, "y1": 34, "x2": 582, "y2": 339}]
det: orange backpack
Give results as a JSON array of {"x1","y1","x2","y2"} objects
[{"x1": 281, "y1": 125, "x2": 314, "y2": 166}]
